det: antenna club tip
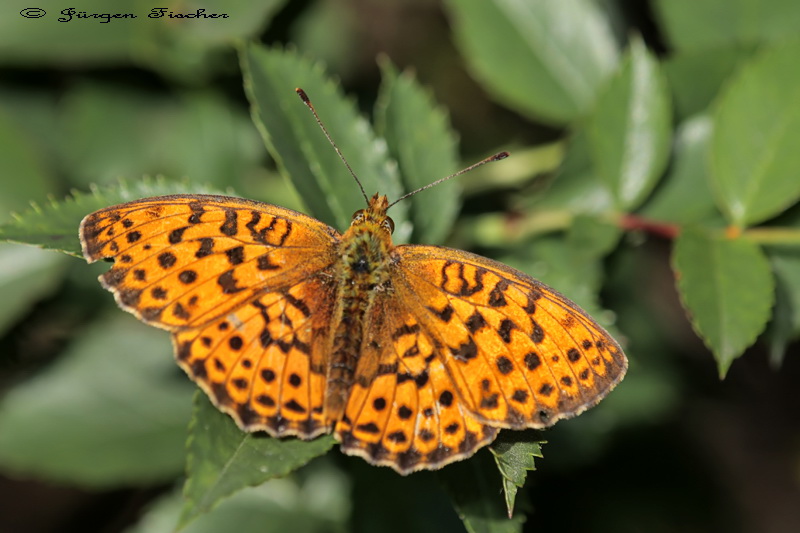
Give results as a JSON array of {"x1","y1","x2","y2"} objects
[
  {"x1": 494, "y1": 151, "x2": 510, "y2": 160},
  {"x1": 296, "y1": 88, "x2": 310, "y2": 103}
]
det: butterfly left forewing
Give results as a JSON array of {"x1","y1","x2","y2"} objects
[
  {"x1": 395, "y1": 245, "x2": 627, "y2": 430},
  {"x1": 80, "y1": 194, "x2": 339, "y2": 330}
]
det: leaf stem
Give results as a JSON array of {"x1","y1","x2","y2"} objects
[
  {"x1": 741, "y1": 227, "x2": 800, "y2": 245},
  {"x1": 617, "y1": 214, "x2": 680, "y2": 239}
]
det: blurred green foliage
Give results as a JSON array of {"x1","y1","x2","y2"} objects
[{"x1": 1, "y1": 1, "x2": 800, "y2": 532}]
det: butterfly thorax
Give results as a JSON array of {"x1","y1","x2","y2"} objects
[{"x1": 324, "y1": 194, "x2": 396, "y2": 420}]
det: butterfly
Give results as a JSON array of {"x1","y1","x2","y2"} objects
[{"x1": 79, "y1": 89, "x2": 626, "y2": 474}]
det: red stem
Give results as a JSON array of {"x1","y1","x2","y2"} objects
[{"x1": 618, "y1": 214, "x2": 680, "y2": 239}]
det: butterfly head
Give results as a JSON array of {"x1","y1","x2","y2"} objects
[{"x1": 350, "y1": 193, "x2": 395, "y2": 234}]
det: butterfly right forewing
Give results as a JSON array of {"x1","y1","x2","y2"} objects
[{"x1": 394, "y1": 245, "x2": 627, "y2": 430}]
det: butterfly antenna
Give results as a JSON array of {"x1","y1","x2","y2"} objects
[
  {"x1": 296, "y1": 88, "x2": 369, "y2": 204},
  {"x1": 387, "y1": 151, "x2": 510, "y2": 208}
]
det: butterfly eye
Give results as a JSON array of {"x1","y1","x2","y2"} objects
[
  {"x1": 383, "y1": 217, "x2": 395, "y2": 234},
  {"x1": 351, "y1": 210, "x2": 365, "y2": 225}
]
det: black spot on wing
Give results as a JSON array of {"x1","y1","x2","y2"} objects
[
  {"x1": 530, "y1": 320, "x2": 545, "y2": 343},
  {"x1": 450, "y1": 338, "x2": 478, "y2": 361},
  {"x1": 465, "y1": 310, "x2": 487, "y2": 333},
  {"x1": 218, "y1": 270, "x2": 245, "y2": 294},
  {"x1": 169, "y1": 226, "x2": 188, "y2": 244},
  {"x1": 226, "y1": 246, "x2": 245, "y2": 265},
  {"x1": 488, "y1": 279, "x2": 509, "y2": 307},
  {"x1": 428, "y1": 304, "x2": 454, "y2": 322},
  {"x1": 257, "y1": 254, "x2": 279, "y2": 270},
  {"x1": 158, "y1": 252, "x2": 177, "y2": 269},
  {"x1": 196, "y1": 238, "x2": 214, "y2": 258},
  {"x1": 179, "y1": 270, "x2": 197, "y2": 284},
  {"x1": 496, "y1": 356, "x2": 513, "y2": 375},
  {"x1": 220, "y1": 209, "x2": 238, "y2": 236},
  {"x1": 188, "y1": 202, "x2": 205, "y2": 224},
  {"x1": 524, "y1": 352, "x2": 541, "y2": 370},
  {"x1": 498, "y1": 318, "x2": 517, "y2": 343}
]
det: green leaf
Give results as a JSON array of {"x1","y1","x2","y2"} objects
[
  {"x1": 0, "y1": 110, "x2": 56, "y2": 222},
  {"x1": 169, "y1": 92, "x2": 267, "y2": 189},
  {"x1": 566, "y1": 215, "x2": 622, "y2": 260},
  {"x1": 0, "y1": 0, "x2": 143, "y2": 65},
  {"x1": 439, "y1": 451, "x2": 526, "y2": 533},
  {"x1": 640, "y1": 115, "x2": 721, "y2": 225},
  {"x1": 489, "y1": 432, "x2": 544, "y2": 519},
  {"x1": 0, "y1": 317, "x2": 193, "y2": 487},
  {"x1": 59, "y1": 85, "x2": 264, "y2": 189},
  {"x1": 527, "y1": 130, "x2": 613, "y2": 215},
  {"x1": 291, "y1": 0, "x2": 364, "y2": 90},
  {"x1": 374, "y1": 59, "x2": 459, "y2": 244},
  {"x1": 585, "y1": 37, "x2": 672, "y2": 211},
  {"x1": 131, "y1": 467, "x2": 349, "y2": 533},
  {"x1": 444, "y1": 0, "x2": 619, "y2": 124},
  {"x1": 240, "y1": 44, "x2": 407, "y2": 239},
  {"x1": 152, "y1": 0, "x2": 287, "y2": 48},
  {"x1": 0, "y1": 0, "x2": 286, "y2": 81},
  {"x1": 663, "y1": 47, "x2": 751, "y2": 119},
  {"x1": 179, "y1": 393, "x2": 336, "y2": 528},
  {"x1": 0, "y1": 178, "x2": 226, "y2": 256},
  {"x1": 0, "y1": 243, "x2": 67, "y2": 336},
  {"x1": 764, "y1": 250, "x2": 800, "y2": 367},
  {"x1": 653, "y1": 0, "x2": 800, "y2": 51},
  {"x1": 145, "y1": 0, "x2": 289, "y2": 82},
  {"x1": 672, "y1": 228, "x2": 775, "y2": 377},
  {"x1": 0, "y1": 87, "x2": 61, "y2": 166},
  {"x1": 709, "y1": 41, "x2": 800, "y2": 227}
]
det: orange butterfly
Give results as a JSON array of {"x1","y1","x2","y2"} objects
[{"x1": 79, "y1": 89, "x2": 626, "y2": 474}]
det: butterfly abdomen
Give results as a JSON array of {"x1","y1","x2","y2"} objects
[{"x1": 324, "y1": 216, "x2": 394, "y2": 420}]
